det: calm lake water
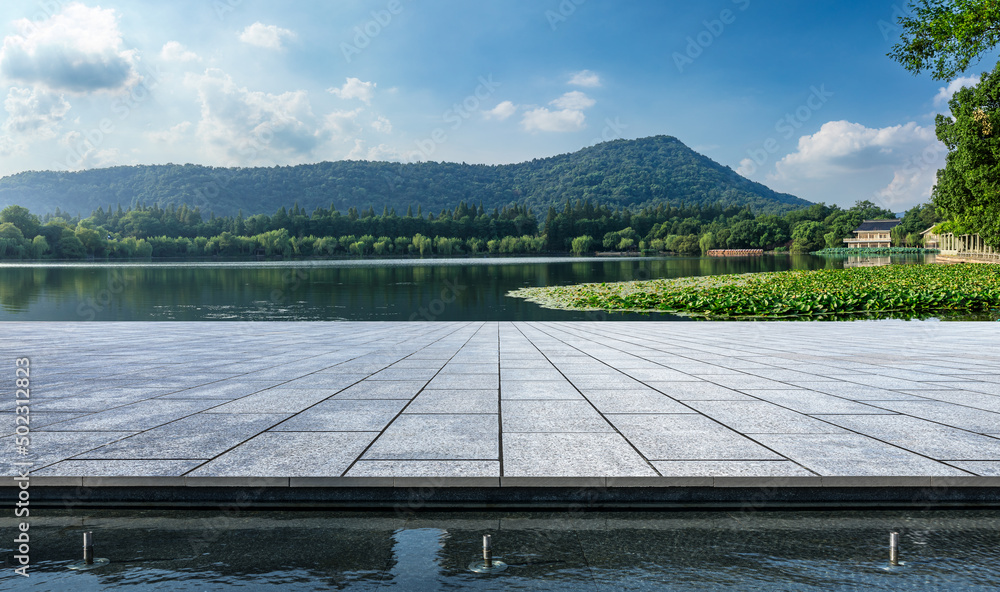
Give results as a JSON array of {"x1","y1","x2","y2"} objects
[
  {"x1": 0, "y1": 254, "x2": 937, "y2": 322},
  {"x1": 3, "y1": 509, "x2": 998, "y2": 591}
]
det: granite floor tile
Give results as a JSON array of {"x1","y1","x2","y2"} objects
[
  {"x1": 270, "y1": 399, "x2": 406, "y2": 432},
  {"x1": 75, "y1": 413, "x2": 287, "y2": 459},
  {"x1": 404, "y1": 390, "x2": 498, "y2": 414},
  {"x1": 33, "y1": 459, "x2": 203, "y2": 477},
  {"x1": 345, "y1": 460, "x2": 499, "y2": 478},
  {"x1": 871, "y1": 400, "x2": 1000, "y2": 433},
  {"x1": 333, "y1": 381, "x2": 428, "y2": 400},
  {"x1": 426, "y1": 374, "x2": 499, "y2": 390},
  {"x1": 817, "y1": 414, "x2": 1000, "y2": 460},
  {"x1": 646, "y1": 382, "x2": 754, "y2": 400},
  {"x1": 501, "y1": 381, "x2": 582, "y2": 400},
  {"x1": 753, "y1": 434, "x2": 973, "y2": 477},
  {"x1": 36, "y1": 400, "x2": 217, "y2": 432},
  {"x1": 581, "y1": 390, "x2": 694, "y2": 414},
  {"x1": 503, "y1": 432, "x2": 657, "y2": 477},
  {"x1": 204, "y1": 389, "x2": 335, "y2": 413},
  {"x1": 739, "y1": 390, "x2": 893, "y2": 415},
  {"x1": 685, "y1": 401, "x2": 846, "y2": 434},
  {"x1": 652, "y1": 460, "x2": 816, "y2": 477},
  {"x1": 608, "y1": 414, "x2": 784, "y2": 461},
  {"x1": 502, "y1": 400, "x2": 614, "y2": 433},
  {"x1": 362, "y1": 414, "x2": 498, "y2": 460},
  {"x1": 188, "y1": 432, "x2": 378, "y2": 477}
]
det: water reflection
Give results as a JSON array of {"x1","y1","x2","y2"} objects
[
  {"x1": 0, "y1": 255, "x2": 924, "y2": 321},
  {"x1": 4, "y1": 509, "x2": 999, "y2": 591}
]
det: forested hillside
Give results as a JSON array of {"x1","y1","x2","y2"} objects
[{"x1": 0, "y1": 136, "x2": 810, "y2": 218}]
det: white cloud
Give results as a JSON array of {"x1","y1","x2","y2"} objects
[
  {"x1": 550, "y1": 90, "x2": 595, "y2": 110},
  {"x1": 933, "y1": 75, "x2": 980, "y2": 108},
  {"x1": 736, "y1": 158, "x2": 757, "y2": 177},
  {"x1": 58, "y1": 131, "x2": 123, "y2": 169},
  {"x1": 569, "y1": 70, "x2": 601, "y2": 88},
  {"x1": 767, "y1": 120, "x2": 946, "y2": 209},
  {"x1": 187, "y1": 68, "x2": 328, "y2": 165},
  {"x1": 327, "y1": 77, "x2": 376, "y2": 103},
  {"x1": 347, "y1": 139, "x2": 404, "y2": 162},
  {"x1": 484, "y1": 100, "x2": 517, "y2": 121},
  {"x1": 145, "y1": 121, "x2": 192, "y2": 144},
  {"x1": 3, "y1": 87, "x2": 70, "y2": 139},
  {"x1": 520, "y1": 91, "x2": 595, "y2": 132},
  {"x1": 160, "y1": 41, "x2": 200, "y2": 63},
  {"x1": 323, "y1": 108, "x2": 364, "y2": 136},
  {"x1": 238, "y1": 22, "x2": 296, "y2": 50},
  {"x1": 521, "y1": 107, "x2": 587, "y2": 132},
  {"x1": 0, "y1": 3, "x2": 139, "y2": 93},
  {"x1": 371, "y1": 115, "x2": 392, "y2": 133}
]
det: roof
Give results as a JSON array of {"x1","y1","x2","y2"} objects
[{"x1": 854, "y1": 219, "x2": 902, "y2": 232}]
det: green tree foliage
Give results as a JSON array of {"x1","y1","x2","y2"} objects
[
  {"x1": 0, "y1": 205, "x2": 40, "y2": 239},
  {"x1": 933, "y1": 62, "x2": 1000, "y2": 247},
  {"x1": 0, "y1": 223, "x2": 27, "y2": 258},
  {"x1": 790, "y1": 221, "x2": 826, "y2": 253},
  {"x1": 0, "y1": 199, "x2": 927, "y2": 261},
  {"x1": 0, "y1": 137, "x2": 809, "y2": 220},
  {"x1": 889, "y1": 0, "x2": 1000, "y2": 80},
  {"x1": 570, "y1": 235, "x2": 593, "y2": 255},
  {"x1": 55, "y1": 228, "x2": 87, "y2": 259}
]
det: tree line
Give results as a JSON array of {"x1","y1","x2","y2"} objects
[{"x1": 0, "y1": 198, "x2": 939, "y2": 260}]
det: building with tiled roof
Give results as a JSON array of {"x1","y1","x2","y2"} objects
[{"x1": 843, "y1": 219, "x2": 901, "y2": 248}]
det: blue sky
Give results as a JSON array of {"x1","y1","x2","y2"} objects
[{"x1": 0, "y1": 0, "x2": 993, "y2": 211}]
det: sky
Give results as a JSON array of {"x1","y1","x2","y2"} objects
[{"x1": 0, "y1": 0, "x2": 994, "y2": 211}]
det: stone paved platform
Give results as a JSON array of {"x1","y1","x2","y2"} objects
[{"x1": 4, "y1": 321, "x2": 1000, "y2": 505}]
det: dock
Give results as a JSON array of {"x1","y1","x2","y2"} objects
[{"x1": 4, "y1": 321, "x2": 1000, "y2": 508}]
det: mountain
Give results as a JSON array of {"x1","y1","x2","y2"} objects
[{"x1": 0, "y1": 136, "x2": 811, "y2": 218}]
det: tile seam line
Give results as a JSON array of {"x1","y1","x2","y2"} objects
[
  {"x1": 339, "y1": 321, "x2": 490, "y2": 478},
  {"x1": 178, "y1": 321, "x2": 477, "y2": 478},
  {"x1": 514, "y1": 321, "x2": 663, "y2": 478},
  {"x1": 541, "y1": 322, "x2": 985, "y2": 476},
  {"x1": 530, "y1": 321, "x2": 820, "y2": 476}
]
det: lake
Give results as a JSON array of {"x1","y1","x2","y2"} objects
[
  {"x1": 4, "y1": 509, "x2": 998, "y2": 591},
  {"x1": 0, "y1": 254, "x2": 936, "y2": 322}
]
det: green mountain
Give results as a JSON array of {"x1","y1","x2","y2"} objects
[{"x1": 0, "y1": 136, "x2": 810, "y2": 218}]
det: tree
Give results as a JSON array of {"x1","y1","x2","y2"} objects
[
  {"x1": 0, "y1": 205, "x2": 40, "y2": 239},
  {"x1": 933, "y1": 63, "x2": 1000, "y2": 246},
  {"x1": 889, "y1": 0, "x2": 1000, "y2": 80},
  {"x1": 570, "y1": 235, "x2": 593, "y2": 255},
  {"x1": 31, "y1": 235, "x2": 49, "y2": 259},
  {"x1": 790, "y1": 221, "x2": 825, "y2": 253},
  {"x1": 0, "y1": 223, "x2": 27, "y2": 258},
  {"x1": 699, "y1": 232, "x2": 715, "y2": 255},
  {"x1": 55, "y1": 228, "x2": 87, "y2": 259}
]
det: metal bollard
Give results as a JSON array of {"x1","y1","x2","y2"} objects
[
  {"x1": 68, "y1": 531, "x2": 109, "y2": 571},
  {"x1": 483, "y1": 535, "x2": 493, "y2": 569},
  {"x1": 469, "y1": 533, "x2": 506, "y2": 573},
  {"x1": 889, "y1": 531, "x2": 900, "y2": 566},
  {"x1": 83, "y1": 532, "x2": 94, "y2": 565}
]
